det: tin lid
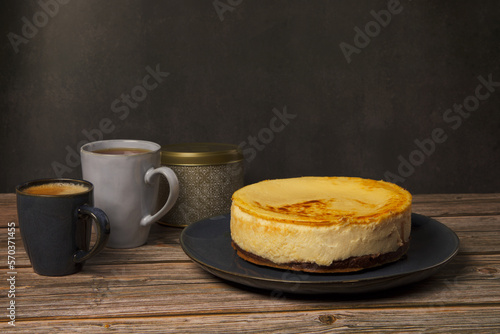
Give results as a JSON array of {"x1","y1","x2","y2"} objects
[{"x1": 160, "y1": 143, "x2": 243, "y2": 166}]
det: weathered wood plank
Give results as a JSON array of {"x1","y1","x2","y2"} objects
[
  {"x1": 0, "y1": 224, "x2": 185, "y2": 266},
  {"x1": 437, "y1": 215, "x2": 500, "y2": 232},
  {"x1": 0, "y1": 226, "x2": 187, "y2": 269},
  {"x1": 3, "y1": 254, "x2": 499, "y2": 320},
  {"x1": 1, "y1": 193, "x2": 499, "y2": 331},
  {"x1": 412, "y1": 193, "x2": 500, "y2": 202},
  {"x1": 2, "y1": 223, "x2": 498, "y2": 269},
  {"x1": 6, "y1": 306, "x2": 500, "y2": 333},
  {"x1": 0, "y1": 193, "x2": 17, "y2": 226},
  {"x1": 413, "y1": 199, "x2": 500, "y2": 217}
]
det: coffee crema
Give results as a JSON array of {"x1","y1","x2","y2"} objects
[
  {"x1": 92, "y1": 147, "x2": 152, "y2": 155},
  {"x1": 22, "y1": 183, "x2": 89, "y2": 196}
]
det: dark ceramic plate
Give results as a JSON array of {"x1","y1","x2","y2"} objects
[{"x1": 180, "y1": 213, "x2": 459, "y2": 294}]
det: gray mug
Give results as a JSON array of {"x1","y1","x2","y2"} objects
[{"x1": 81, "y1": 140, "x2": 179, "y2": 248}]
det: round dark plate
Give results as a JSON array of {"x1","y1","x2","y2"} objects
[{"x1": 180, "y1": 213, "x2": 459, "y2": 294}]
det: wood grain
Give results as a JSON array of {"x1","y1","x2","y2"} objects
[
  {"x1": 1, "y1": 193, "x2": 499, "y2": 332},
  {"x1": 6, "y1": 306, "x2": 500, "y2": 333},
  {"x1": 2, "y1": 254, "x2": 498, "y2": 320},
  {"x1": 2, "y1": 221, "x2": 498, "y2": 269}
]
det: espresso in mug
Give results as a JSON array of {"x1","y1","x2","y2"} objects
[
  {"x1": 16, "y1": 178, "x2": 110, "y2": 276},
  {"x1": 22, "y1": 182, "x2": 89, "y2": 196},
  {"x1": 92, "y1": 147, "x2": 152, "y2": 155}
]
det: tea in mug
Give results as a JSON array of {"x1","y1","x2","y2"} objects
[{"x1": 92, "y1": 148, "x2": 152, "y2": 155}]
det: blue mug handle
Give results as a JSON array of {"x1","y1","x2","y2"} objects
[{"x1": 74, "y1": 205, "x2": 110, "y2": 263}]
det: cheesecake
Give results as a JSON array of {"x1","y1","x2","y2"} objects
[{"x1": 230, "y1": 176, "x2": 412, "y2": 273}]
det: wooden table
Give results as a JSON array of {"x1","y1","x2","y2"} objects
[{"x1": 1, "y1": 193, "x2": 499, "y2": 333}]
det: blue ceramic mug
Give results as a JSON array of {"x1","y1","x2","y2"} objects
[{"x1": 16, "y1": 178, "x2": 110, "y2": 276}]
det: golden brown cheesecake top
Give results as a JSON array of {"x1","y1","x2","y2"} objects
[{"x1": 232, "y1": 176, "x2": 412, "y2": 226}]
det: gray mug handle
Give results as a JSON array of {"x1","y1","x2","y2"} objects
[
  {"x1": 140, "y1": 167, "x2": 179, "y2": 227},
  {"x1": 74, "y1": 205, "x2": 110, "y2": 263}
]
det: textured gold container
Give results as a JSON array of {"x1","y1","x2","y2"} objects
[{"x1": 157, "y1": 143, "x2": 244, "y2": 227}]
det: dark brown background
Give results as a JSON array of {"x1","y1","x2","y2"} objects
[{"x1": 1, "y1": 0, "x2": 499, "y2": 194}]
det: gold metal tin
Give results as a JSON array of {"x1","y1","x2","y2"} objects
[
  {"x1": 160, "y1": 142, "x2": 243, "y2": 166},
  {"x1": 157, "y1": 143, "x2": 244, "y2": 227}
]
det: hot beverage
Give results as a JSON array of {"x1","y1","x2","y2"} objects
[
  {"x1": 22, "y1": 182, "x2": 89, "y2": 196},
  {"x1": 81, "y1": 139, "x2": 179, "y2": 248},
  {"x1": 16, "y1": 178, "x2": 110, "y2": 276},
  {"x1": 92, "y1": 148, "x2": 152, "y2": 155}
]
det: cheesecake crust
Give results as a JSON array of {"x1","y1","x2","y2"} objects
[{"x1": 232, "y1": 240, "x2": 410, "y2": 273}]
